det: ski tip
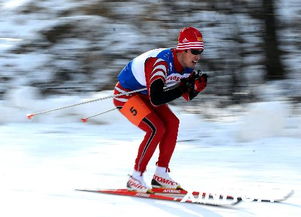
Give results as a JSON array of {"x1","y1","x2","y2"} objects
[
  {"x1": 75, "y1": 189, "x2": 100, "y2": 192},
  {"x1": 275, "y1": 189, "x2": 294, "y2": 202},
  {"x1": 75, "y1": 189, "x2": 88, "y2": 192}
]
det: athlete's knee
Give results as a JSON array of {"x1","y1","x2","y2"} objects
[
  {"x1": 168, "y1": 114, "x2": 180, "y2": 130},
  {"x1": 155, "y1": 122, "x2": 166, "y2": 139},
  {"x1": 174, "y1": 115, "x2": 180, "y2": 127},
  {"x1": 142, "y1": 116, "x2": 166, "y2": 140}
]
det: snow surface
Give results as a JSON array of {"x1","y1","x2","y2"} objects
[{"x1": 0, "y1": 86, "x2": 301, "y2": 217}]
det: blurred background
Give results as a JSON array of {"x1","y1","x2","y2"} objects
[{"x1": 0, "y1": 0, "x2": 300, "y2": 117}]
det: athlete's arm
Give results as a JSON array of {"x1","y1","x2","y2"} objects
[
  {"x1": 145, "y1": 57, "x2": 188, "y2": 106},
  {"x1": 149, "y1": 79, "x2": 184, "y2": 106}
]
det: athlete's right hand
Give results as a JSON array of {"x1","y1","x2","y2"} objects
[{"x1": 179, "y1": 73, "x2": 195, "y2": 93}]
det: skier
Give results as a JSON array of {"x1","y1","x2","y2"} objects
[{"x1": 113, "y1": 27, "x2": 207, "y2": 192}]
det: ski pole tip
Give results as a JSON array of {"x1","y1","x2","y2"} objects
[
  {"x1": 26, "y1": 114, "x2": 35, "y2": 119},
  {"x1": 81, "y1": 118, "x2": 88, "y2": 123}
]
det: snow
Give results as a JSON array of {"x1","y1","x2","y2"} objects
[
  {"x1": 1, "y1": 0, "x2": 31, "y2": 9},
  {"x1": 0, "y1": 86, "x2": 301, "y2": 217}
]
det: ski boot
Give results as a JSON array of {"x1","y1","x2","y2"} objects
[
  {"x1": 151, "y1": 166, "x2": 182, "y2": 190},
  {"x1": 127, "y1": 171, "x2": 152, "y2": 193}
]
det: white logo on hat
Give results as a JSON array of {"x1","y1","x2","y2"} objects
[{"x1": 183, "y1": 38, "x2": 189, "y2": 42}]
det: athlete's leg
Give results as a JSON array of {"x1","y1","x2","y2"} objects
[
  {"x1": 113, "y1": 87, "x2": 166, "y2": 173},
  {"x1": 153, "y1": 105, "x2": 179, "y2": 168},
  {"x1": 134, "y1": 112, "x2": 165, "y2": 173}
]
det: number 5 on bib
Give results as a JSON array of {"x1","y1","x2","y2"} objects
[{"x1": 120, "y1": 95, "x2": 151, "y2": 126}]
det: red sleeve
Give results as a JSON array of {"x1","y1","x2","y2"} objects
[
  {"x1": 145, "y1": 57, "x2": 185, "y2": 106},
  {"x1": 145, "y1": 57, "x2": 168, "y2": 94}
]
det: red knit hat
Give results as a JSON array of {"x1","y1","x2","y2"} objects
[{"x1": 176, "y1": 27, "x2": 204, "y2": 50}]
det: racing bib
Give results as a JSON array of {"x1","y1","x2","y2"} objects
[{"x1": 120, "y1": 95, "x2": 151, "y2": 126}]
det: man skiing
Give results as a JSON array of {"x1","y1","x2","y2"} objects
[{"x1": 113, "y1": 27, "x2": 207, "y2": 192}]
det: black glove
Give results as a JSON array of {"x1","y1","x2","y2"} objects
[{"x1": 179, "y1": 71, "x2": 197, "y2": 93}]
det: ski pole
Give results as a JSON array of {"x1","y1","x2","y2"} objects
[
  {"x1": 81, "y1": 108, "x2": 118, "y2": 123},
  {"x1": 26, "y1": 87, "x2": 146, "y2": 119}
]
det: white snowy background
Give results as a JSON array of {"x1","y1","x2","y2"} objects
[
  {"x1": 0, "y1": 85, "x2": 300, "y2": 217},
  {"x1": 1, "y1": 0, "x2": 301, "y2": 217}
]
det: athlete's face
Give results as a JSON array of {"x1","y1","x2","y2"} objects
[{"x1": 182, "y1": 49, "x2": 203, "y2": 68}]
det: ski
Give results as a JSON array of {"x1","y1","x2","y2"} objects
[
  {"x1": 75, "y1": 188, "x2": 240, "y2": 207},
  {"x1": 76, "y1": 187, "x2": 293, "y2": 206}
]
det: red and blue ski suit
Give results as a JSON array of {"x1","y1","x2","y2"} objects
[{"x1": 113, "y1": 48, "x2": 194, "y2": 173}]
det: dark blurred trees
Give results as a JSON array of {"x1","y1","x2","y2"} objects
[
  {"x1": 191, "y1": 0, "x2": 288, "y2": 106},
  {"x1": 3, "y1": 0, "x2": 300, "y2": 105},
  {"x1": 262, "y1": 0, "x2": 285, "y2": 80}
]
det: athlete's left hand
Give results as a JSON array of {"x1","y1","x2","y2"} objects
[{"x1": 194, "y1": 73, "x2": 207, "y2": 92}]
